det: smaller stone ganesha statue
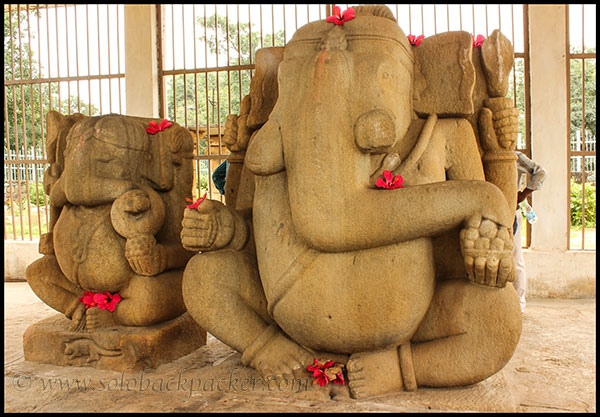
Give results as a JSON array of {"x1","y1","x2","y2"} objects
[{"x1": 26, "y1": 111, "x2": 196, "y2": 333}]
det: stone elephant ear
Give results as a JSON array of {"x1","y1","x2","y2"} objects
[
  {"x1": 45, "y1": 110, "x2": 86, "y2": 166},
  {"x1": 413, "y1": 31, "x2": 476, "y2": 118},
  {"x1": 246, "y1": 47, "x2": 285, "y2": 130}
]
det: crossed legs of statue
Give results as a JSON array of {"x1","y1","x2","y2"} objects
[
  {"x1": 182, "y1": 250, "x2": 315, "y2": 382},
  {"x1": 26, "y1": 254, "x2": 187, "y2": 332},
  {"x1": 346, "y1": 279, "x2": 522, "y2": 398}
]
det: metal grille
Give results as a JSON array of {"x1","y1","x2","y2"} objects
[
  {"x1": 157, "y1": 4, "x2": 331, "y2": 201},
  {"x1": 4, "y1": 4, "x2": 534, "y2": 243},
  {"x1": 566, "y1": 4, "x2": 596, "y2": 250},
  {"x1": 4, "y1": 4, "x2": 125, "y2": 241}
]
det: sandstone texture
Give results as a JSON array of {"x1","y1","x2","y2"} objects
[{"x1": 180, "y1": 4, "x2": 524, "y2": 401}]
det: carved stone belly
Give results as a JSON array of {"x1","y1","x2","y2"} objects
[{"x1": 54, "y1": 205, "x2": 131, "y2": 293}]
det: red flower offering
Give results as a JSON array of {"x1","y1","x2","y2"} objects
[
  {"x1": 186, "y1": 193, "x2": 207, "y2": 210},
  {"x1": 326, "y1": 6, "x2": 355, "y2": 26},
  {"x1": 78, "y1": 291, "x2": 97, "y2": 309},
  {"x1": 472, "y1": 34, "x2": 485, "y2": 48},
  {"x1": 79, "y1": 291, "x2": 121, "y2": 312},
  {"x1": 307, "y1": 358, "x2": 345, "y2": 386},
  {"x1": 407, "y1": 34, "x2": 425, "y2": 46},
  {"x1": 375, "y1": 170, "x2": 404, "y2": 190},
  {"x1": 146, "y1": 119, "x2": 173, "y2": 134}
]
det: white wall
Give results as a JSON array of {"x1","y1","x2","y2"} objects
[{"x1": 525, "y1": 5, "x2": 595, "y2": 298}]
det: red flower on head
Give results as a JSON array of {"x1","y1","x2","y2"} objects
[
  {"x1": 375, "y1": 170, "x2": 404, "y2": 190},
  {"x1": 472, "y1": 34, "x2": 485, "y2": 48},
  {"x1": 326, "y1": 6, "x2": 355, "y2": 26},
  {"x1": 186, "y1": 192, "x2": 207, "y2": 210},
  {"x1": 146, "y1": 119, "x2": 173, "y2": 134},
  {"x1": 407, "y1": 34, "x2": 425, "y2": 46}
]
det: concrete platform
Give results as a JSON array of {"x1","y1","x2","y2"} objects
[{"x1": 4, "y1": 282, "x2": 596, "y2": 412}]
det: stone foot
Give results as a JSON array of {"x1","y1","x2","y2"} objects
[
  {"x1": 67, "y1": 303, "x2": 87, "y2": 332},
  {"x1": 346, "y1": 347, "x2": 404, "y2": 399},
  {"x1": 242, "y1": 323, "x2": 314, "y2": 383},
  {"x1": 85, "y1": 307, "x2": 116, "y2": 331}
]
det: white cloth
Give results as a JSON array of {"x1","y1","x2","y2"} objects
[
  {"x1": 515, "y1": 150, "x2": 547, "y2": 192},
  {"x1": 512, "y1": 208, "x2": 527, "y2": 313}
]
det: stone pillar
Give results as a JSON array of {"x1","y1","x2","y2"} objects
[
  {"x1": 124, "y1": 4, "x2": 159, "y2": 118},
  {"x1": 527, "y1": 5, "x2": 569, "y2": 251}
]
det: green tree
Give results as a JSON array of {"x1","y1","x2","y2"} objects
[
  {"x1": 570, "y1": 179, "x2": 596, "y2": 228},
  {"x1": 569, "y1": 49, "x2": 596, "y2": 137},
  {"x1": 507, "y1": 58, "x2": 527, "y2": 147},
  {"x1": 4, "y1": 8, "x2": 98, "y2": 158},
  {"x1": 165, "y1": 14, "x2": 285, "y2": 129}
]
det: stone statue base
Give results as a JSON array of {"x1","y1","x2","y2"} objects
[{"x1": 23, "y1": 313, "x2": 206, "y2": 372}]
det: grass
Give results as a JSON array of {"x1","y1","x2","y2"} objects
[{"x1": 569, "y1": 227, "x2": 596, "y2": 250}]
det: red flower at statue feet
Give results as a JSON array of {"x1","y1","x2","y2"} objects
[
  {"x1": 307, "y1": 358, "x2": 345, "y2": 386},
  {"x1": 312, "y1": 369, "x2": 330, "y2": 386},
  {"x1": 146, "y1": 119, "x2": 173, "y2": 134},
  {"x1": 94, "y1": 291, "x2": 122, "y2": 312},
  {"x1": 332, "y1": 370, "x2": 345, "y2": 385},
  {"x1": 407, "y1": 34, "x2": 425, "y2": 46},
  {"x1": 472, "y1": 34, "x2": 485, "y2": 48},
  {"x1": 375, "y1": 170, "x2": 404, "y2": 190},
  {"x1": 186, "y1": 193, "x2": 207, "y2": 210},
  {"x1": 78, "y1": 291, "x2": 97, "y2": 309},
  {"x1": 326, "y1": 6, "x2": 355, "y2": 26}
]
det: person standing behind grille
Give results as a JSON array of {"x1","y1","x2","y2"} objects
[{"x1": 513, "y1": 150, "x2": 547, "y2": 313}]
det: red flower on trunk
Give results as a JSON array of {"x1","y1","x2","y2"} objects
[
  {"x1": 326, "y1": 6, "x2": 355, "y2": 26},
  {"x1": 146, "y1": 119, "x2": 173, "y2": 134},
  {"x1": 375, "y1": 170, "x2": 404, "y2": 190}
]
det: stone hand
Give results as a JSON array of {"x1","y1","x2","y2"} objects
[
  {"x1": 223, "y1": 95, "x2": 252, "y2": 152},
  {"x1": 479, "y1": 97, "x2": 519, "y2": 151},
  {"x1": 460, "y1": 214, "x2": 515, "y2": 288},
  {"x1": 124, "y1": 234, "x2": 167, "y2": 276},
  {"x1": 180, "y1": 199, "x2": 236, "y2": 252}
]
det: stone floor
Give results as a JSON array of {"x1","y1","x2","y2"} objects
[{"x1": 4, "y1": 282, "x2": 596, "y2": 412}]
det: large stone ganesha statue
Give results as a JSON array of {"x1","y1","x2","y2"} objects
[
  {"x1": 181, "y1": 5, "x2": 522, "y2": 398},
  {"x1": 24, "y1": 111, "x2": 205, "y2": 370}
]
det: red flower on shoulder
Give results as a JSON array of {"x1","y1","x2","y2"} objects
[
  {"x1": 146, "y1": 119, "x2": 173, "y2": 134},
  {"x1": 407, "y1": 34, "x2": 425, "y2": 46},
  {"x1": 326, "y1": 6, "x2": 355, "y2": 26},
  {"x1": 375, "y1": 170, "x2": 404, "y2": 190},
  {"x1": 186, "y1": 193, "x2": 207, "y2": 210}
]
